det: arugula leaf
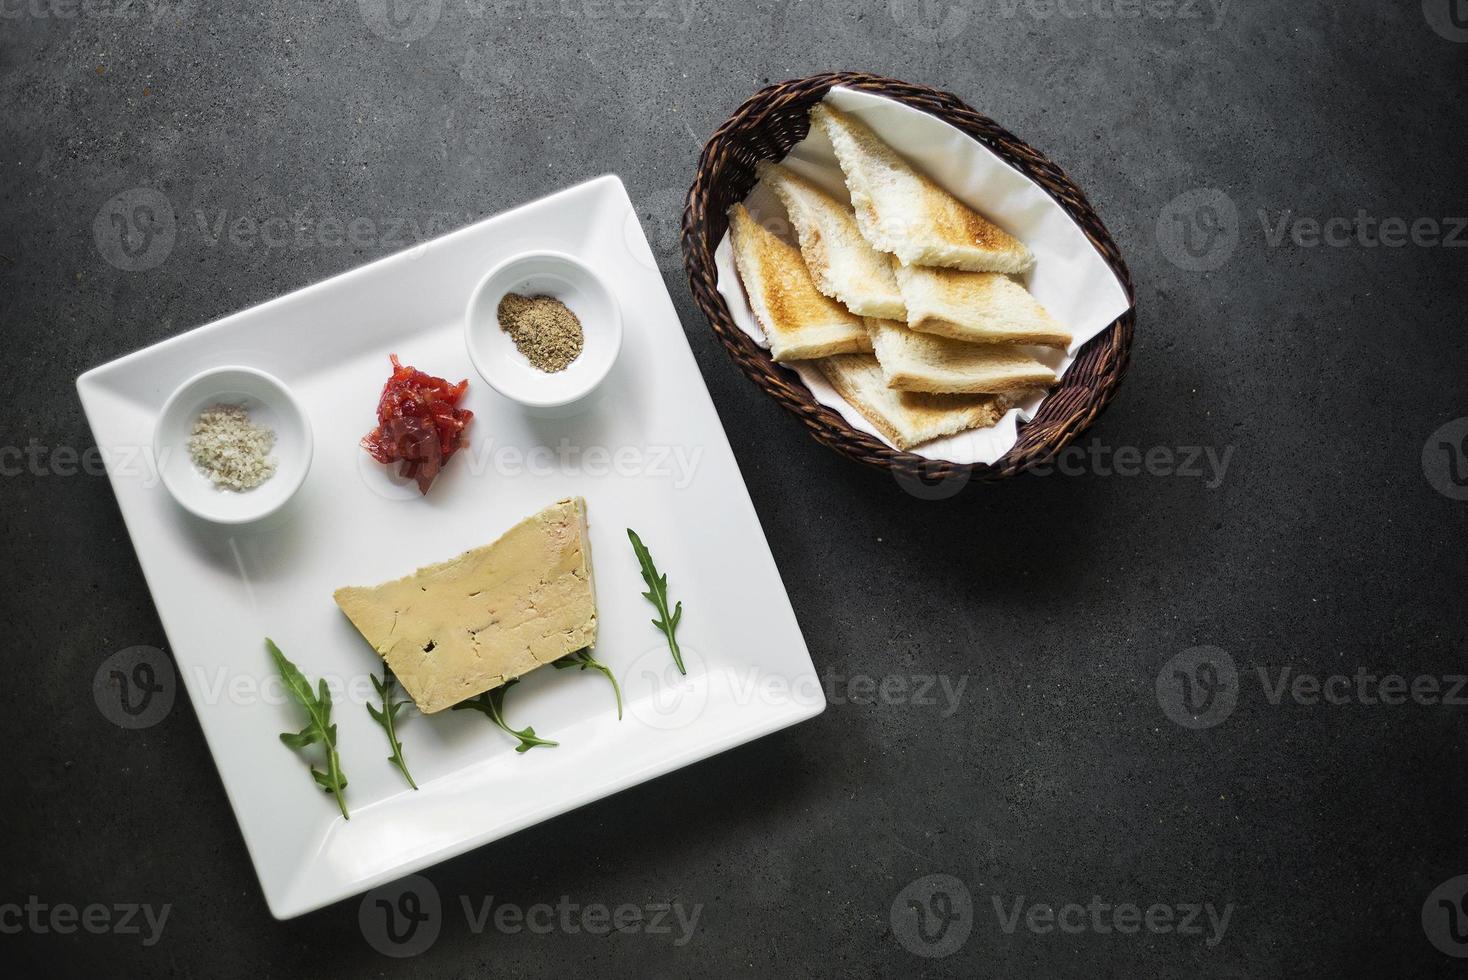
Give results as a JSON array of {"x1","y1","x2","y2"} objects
[
  {"x1": 266, "y1": 638, "x2": 349, "y2": 820},
  {"x1": 627, "y1": 528, "x2": 685, "y2": 674},
  {"x1": 452, "y1": 679, "x2": 558, "y2": 753},
  {"x1": 553, "y1": 648, "x2": 623, "y2": 720},
  {"x1": 367, "y1": 669, "x2": 418, "y2": 790}
]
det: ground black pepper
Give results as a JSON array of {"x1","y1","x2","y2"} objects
[{"x1": 497, "y1": 293, "x2": 585, "y2": 373}]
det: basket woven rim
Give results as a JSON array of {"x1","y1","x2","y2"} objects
[{"x1": 680, "y1": 71, "x2": 1137, "y2": 481}]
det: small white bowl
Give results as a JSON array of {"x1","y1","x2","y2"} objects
[
  {"x1": 465, "y1": 250, "x2": 623, "y2": 408},
  {"x1": 153, "y1": 366, "x2": 313, "y2": 525}
]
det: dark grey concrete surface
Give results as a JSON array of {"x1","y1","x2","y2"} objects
[{"x1": 3, "y1": 1, "x2": 1467, "y2": 976}]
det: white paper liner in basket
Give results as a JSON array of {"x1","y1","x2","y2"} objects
[{"x1": 713, "y1": 86, "x2": 1132, "y2": 464}]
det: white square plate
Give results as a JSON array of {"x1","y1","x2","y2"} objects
[{"x1": 77, "y1": 175, "x2": 824, "y2": 919}]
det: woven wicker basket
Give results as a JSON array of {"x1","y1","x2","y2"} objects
[{"x1": 680, "y1": 71, "x2": 1135, "y2": 482}]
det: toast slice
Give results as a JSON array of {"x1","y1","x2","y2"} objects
[
  {"x1": 895, "y1": 264, "x2": 1072, "y2": 349},
  {"x1": 818, "y1": 354, "x2": 1008, "y2": 450},
  {"x1": 758, "y1": 161, "x2": 906, "y2": 320},
  {"x1": 866, "y1": 318, "x2": 1057, "y2": 395},
  {"x1": 811, "y1": 103, "x2": 1034, "y2": 274},
  {"x1": 727, "y1": 202, "x2": 871, "y2": 361}
]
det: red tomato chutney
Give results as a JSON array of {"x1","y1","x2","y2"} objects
[{"x1": 360, "y1": 354, "x2": 473, "y2": 494}]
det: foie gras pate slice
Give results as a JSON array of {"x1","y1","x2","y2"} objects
[{"x1": 333, "y1": 497, "x2": 597, "y2": 713}]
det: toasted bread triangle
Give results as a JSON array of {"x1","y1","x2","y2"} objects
[
  {"x1": 895, "y1": 264, "x2": 1072, "y2": 349},
  {"x1": 818, "y1": 354, "x2": 1009, "y2": 450},
  {"x1": 727, "y1": 203, "x2": 871, "y2": 362},
  {"x1": 758, "y1": 160, "x2": 906, "y2": 320},
  {"x1": 866, "y1": 318, "x2": 1057, "y2": 395},
  {"x1": 811, "y1": 103, "x2": 1035, "y2": 274}
]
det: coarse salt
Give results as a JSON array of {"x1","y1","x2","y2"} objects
[{"x1": 188, "y1": 404, "x2": 277, "y2": 491}]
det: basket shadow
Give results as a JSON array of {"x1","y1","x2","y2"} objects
[
  {"x1": 763, "y1": 423, "x2": 1211, "y2": 610},
  {"x1": 893, "y1": 471, "x2": 1115, "y2": 600}
]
